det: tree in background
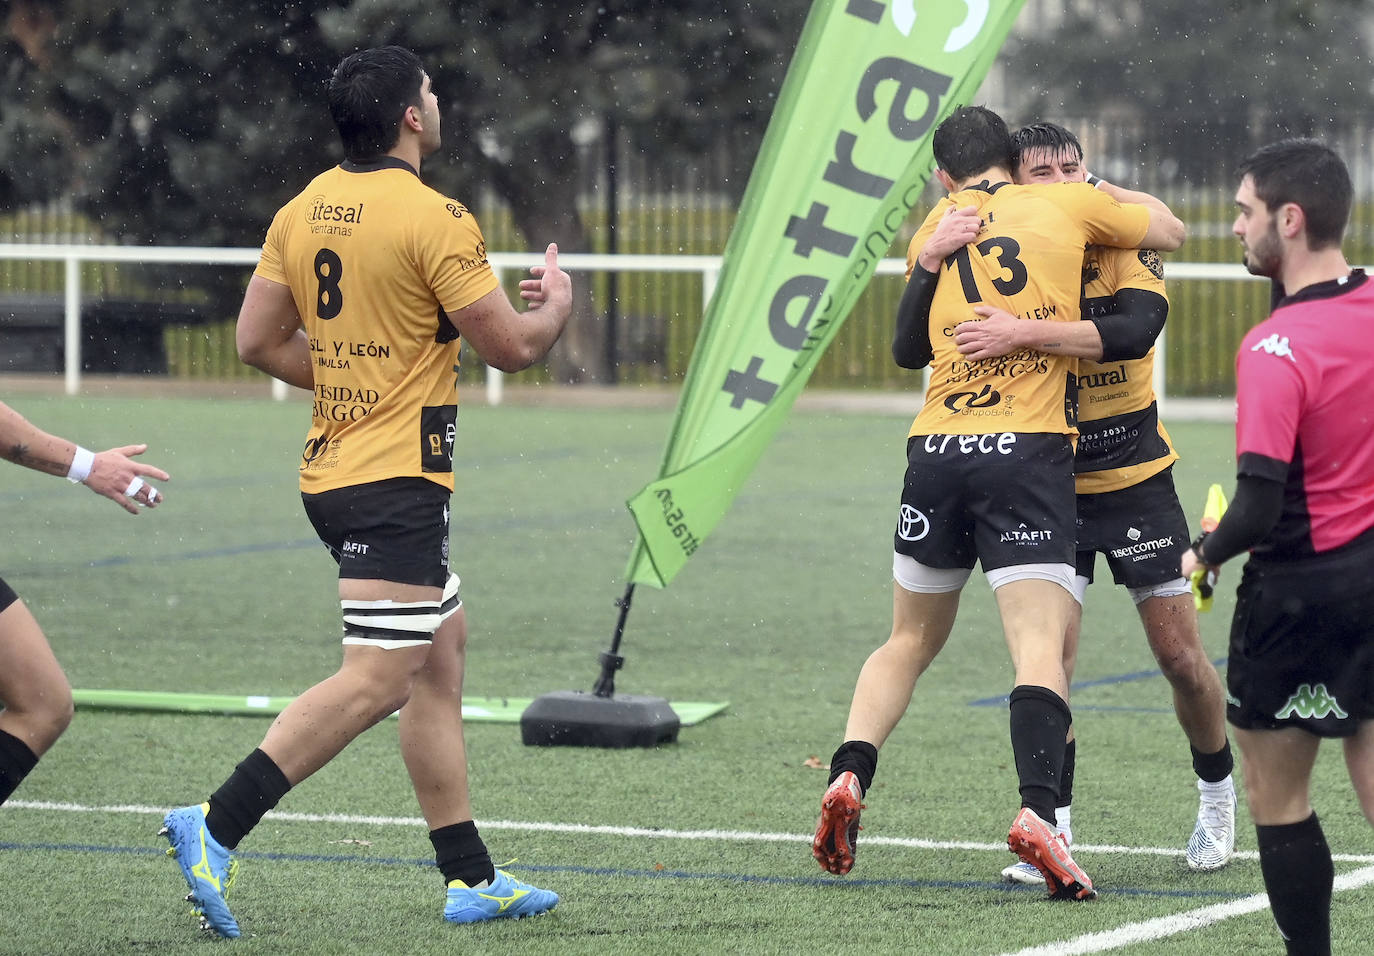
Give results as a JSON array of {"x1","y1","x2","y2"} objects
[
  {"x1": 1004, "y1": 0, "x2": 1372, "y2": 182},
  {"x1": 0, "y1": 0, "x2": 810, "y2": 382}
]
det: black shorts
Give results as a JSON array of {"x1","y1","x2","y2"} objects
[
  {"x1": 0, "y1": 575, "x2": 17, "y2": 614},
  {"x1": 301, "y1": 477, "x2": 451, "y2": 588},
  {"x1": 894, "y1": 432, "x2": 1076, "y2": 572},
  {"x1": 1074, "y1": 467, "x2": 1190, "y2": 588},
  {"x1": 1226, "y1": 527, "x2": 1374, "y2": 737}
]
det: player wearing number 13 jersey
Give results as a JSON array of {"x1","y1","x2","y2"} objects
[
  {"x1": 159, "y1": 47, "x2": 571, "y2": 940},
  {"x1": 813, "y1": 107, "x2": 1186, "y2": 900},
  {"x1": 905, "y1": 170, "x2": 1151, "y2": 438}
]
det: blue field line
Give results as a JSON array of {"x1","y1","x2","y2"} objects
[
  {"x1": 9, "y1": 503, "x2": 618, "y2": 576},
  {"x1": 13, "y1": 538, "x2": 323, "y2": 575},
  {"x1": 0, "y1": 840, "x2": 1243, "y2": 902},
  {"x1": 968, "y1": 658, "x2": 1229, "y2": 709},
  {"x1": 8, "y1": 510, "x2": 614, "y2": 577}
]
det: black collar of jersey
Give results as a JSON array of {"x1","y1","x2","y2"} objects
[
  {"x1": 1275, "y1": 268, "x2": 1368, "y2": 309},
  {"x1": 340, "y1": 156, "x2": 420, "y2": 177},
  {"x1": 964, "y1": 179, "x2": 1010, "y2": 194}
]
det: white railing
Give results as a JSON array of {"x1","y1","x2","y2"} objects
[{"x1": 0, "y1": 243, "x2": 1265, "y2": 408}]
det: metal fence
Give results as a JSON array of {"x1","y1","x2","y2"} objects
[
  {"x1": 10, "y1": 109, "x2": 1374, "y2": 400},
  {"x1": 0, "y1": 242, "x2": 1268, "y2": 413}
]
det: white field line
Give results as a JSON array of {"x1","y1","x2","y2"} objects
[
  {"x1": 996, "y1": 864, "x2": 1374, "y2": 956},
  {"x1": 8, "y1": 798, "x2": 1374, "y2": 866}
]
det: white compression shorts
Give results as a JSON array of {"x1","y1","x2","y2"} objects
[{"x1": 341, "y1": 573, "x2": 461, "y2": 649}]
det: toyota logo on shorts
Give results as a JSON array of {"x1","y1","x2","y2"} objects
[{"x1": 898, "y1": 505, "x2": 930, "y2": 541}]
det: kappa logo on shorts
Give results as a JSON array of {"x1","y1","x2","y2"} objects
[
  {"x1": 897, "y1": 505, "x2": 930, "y2": 542},
  {"x1": 1275, "y1": 683, "x2": 1349, "y2": 720}
]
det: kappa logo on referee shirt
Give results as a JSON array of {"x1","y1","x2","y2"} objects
[{"x1": 1251, "y1": 333, "x2": 1296, "y2": 361}]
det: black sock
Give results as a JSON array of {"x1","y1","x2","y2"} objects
[
  {"x1": 1191, "y1": 740, "x2": 1235, "y2": 783},
  {"x1": 1256, "y1": 813, "x2": 1332, "y2": 956},
  {"x1": 205, "y1": 748, "x2": 292, "y2": 850},
  {"x1": 1008, "y1": 685, "x2": 1071, "y2": 823},
  {"x1": 1059, "y1": 738, "x2": 1077, "y2": 809},
  {"x1": 0, "y1": 729, "x2": 39, "y2": 805},
  {"x1": 827, "y1": 740, "x2": 879, "y2": 794},
  {"x1": 431, "y1": 820, "x2": 494, "y2": 887}
]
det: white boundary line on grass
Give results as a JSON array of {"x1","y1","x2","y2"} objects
[
  {"x1": 9, "y1": 799, "x2": 1374, "y2": 866},
  {"x1": 995, "y1": 864, "x2": 1374, "y2": 956}
]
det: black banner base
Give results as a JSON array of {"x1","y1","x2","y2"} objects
[{"x1": 520, "y1": 690, "x2": 680, "y2": 748}]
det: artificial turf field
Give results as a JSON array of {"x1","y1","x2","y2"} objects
[{"x1": 1, "y1": 392, "x2": 1370, "y2": 954}]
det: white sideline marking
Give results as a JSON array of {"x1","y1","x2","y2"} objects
[
  {"x1": 996, "y1": 864, "x2": 1374, "y2": 956},
  {"x1": 8, "y1": 798, "x2": 1374, "y2": 865}
]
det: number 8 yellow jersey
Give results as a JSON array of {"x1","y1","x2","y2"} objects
[
  {"x1": 255, "y1": 157, "x2": 499, "y2": 493},
  {"x1": 904, "y1": 181, "x2": 1150, "y2": 437}
]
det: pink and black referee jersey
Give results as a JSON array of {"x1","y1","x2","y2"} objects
[{"x1": 1235, "y1": 269, "x2": 1374, "y2": 558}]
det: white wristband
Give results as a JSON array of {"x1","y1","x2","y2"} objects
[{"x1": 67, "y1": 446, "x2": 94, "y2": 484}]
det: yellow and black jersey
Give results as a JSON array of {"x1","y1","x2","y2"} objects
[
  {"x1": 1074, "y1": 245, "x2": 1178, "y2": 494},
  {"x1": 255, "y1": 157, "x2": 499, "y2": 495},
  {"x1": 904, "y1": 181, "x2": 1150, "y2": 437}
]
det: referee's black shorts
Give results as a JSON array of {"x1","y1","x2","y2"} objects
[{"x1": 1227, "y1": 526, "x2": 1374, "y2": 737}]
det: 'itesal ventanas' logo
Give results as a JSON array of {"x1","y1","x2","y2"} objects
[{"x1": 307, "y1": 195, "x2": 364, "y2": 237}]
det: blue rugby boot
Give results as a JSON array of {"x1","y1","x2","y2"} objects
[
  {"x1": 444, "y1": 869, "x2": 558, "y2": 923},
  {"x1": 160, "y1": 802, "x2": 241, "y2": 938}
]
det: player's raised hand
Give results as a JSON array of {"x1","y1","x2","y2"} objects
[{"x1": 519, "y1": 242, "x2": 572, "y2": 316}]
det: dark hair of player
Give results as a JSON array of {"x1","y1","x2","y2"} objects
[
  {"x1": 1238, "y1": 138, "x2": 1352, "y2": 249},
  {"x1": 932, "y1": 106, "x2": 1015, "y2": 182},
  {"x1": 1011, "y1": 122, "x2": 1084, "y2": 174},
  {"x1": 327, "y1": 46, "x2": 426, "y2": 162}
]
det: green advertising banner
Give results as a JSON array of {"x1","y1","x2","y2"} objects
[{"x1": 625, "y1": 0, "x2": 1027, "y2": 588}]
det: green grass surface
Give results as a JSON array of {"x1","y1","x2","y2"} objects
[{"x1": 1, "y1": 395, "x2": 1371, "y2": 954}]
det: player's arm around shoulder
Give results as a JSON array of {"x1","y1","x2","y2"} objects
[
  {"x1": 447, "y1": 243, "x2": 573, "y2": 373},
  {"x1": 914, "y1": 202, "x2": 980, "y2": 273},
  {"x1": 1066, "y1": 181, "x2": 1185, "y2": 254},
  {"x1": 954, "y1": 305, "x2": 1105, "y2": 362},
  {"x1": 1094, "y1": 180, "x2": 1185, "y2": 253}
]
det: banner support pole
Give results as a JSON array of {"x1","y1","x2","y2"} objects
[
  {"x1": 592, "y1": 582, "x2": 635, "y2": 698},
  {"x1": 520, "y1": 580, "x2": 679, "y2": 748}
]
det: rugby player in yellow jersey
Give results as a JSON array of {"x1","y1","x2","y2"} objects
[
  {"x1": 954, "y1": 124, "x2": 1236, "y2": 884},
  {"x1": 160, "y1": 47, "x2": 571, "y2": 937},
  {"x1": 812, "y1": 106, "x2": 1186, "y2": 901}
]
